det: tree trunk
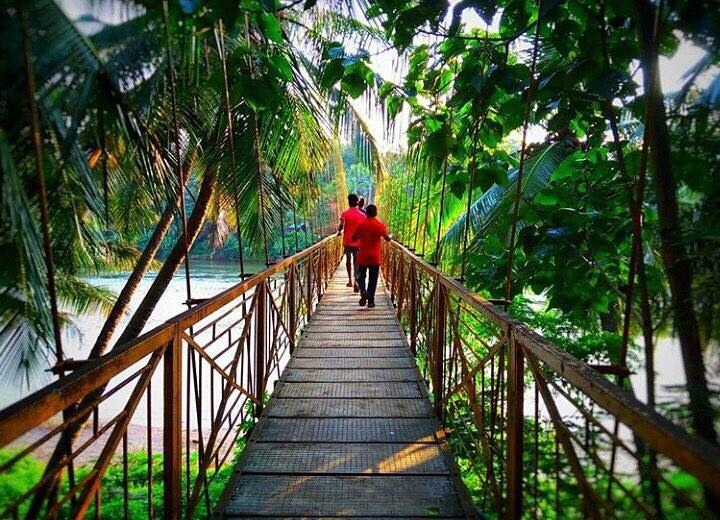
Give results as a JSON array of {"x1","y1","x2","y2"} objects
[
  {"x1": 635, "y1": 0, "x2": 718, "y2": 447},
  {"x1": 88, "y1": 193, "x2": 178, "y2": 358},
  {"x1": 117, "y1": 168, "x2": 216, "y2": 342},
  {"x1": 27, "y1": 170, "x2": 214, "y2": 516}
]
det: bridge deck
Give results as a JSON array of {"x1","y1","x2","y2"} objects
[{"x1": 219, "y1": 268, "x2": 472, "y2": 518}]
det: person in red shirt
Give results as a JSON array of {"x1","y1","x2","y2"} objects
[
  {"x1": 351, "y1": 204, "x2": 392, "y2": 308},
  {"x1": 337, "y1": 193, "x2": 366, "y2": 291}
]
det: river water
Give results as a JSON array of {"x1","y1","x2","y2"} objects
[{"x1": 2, "y1": 260, "x2": 709, "y2": 429}]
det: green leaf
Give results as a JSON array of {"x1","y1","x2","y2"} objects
[
  {"x1": 535, "y1": 192, "x2": 558, "y2": 206},
  {"x1": 269, "y1": 55, "x2": 293, "y2": 81},
  {"x1": 258, "y1": 13, "x2": 283, "y2": 43}
]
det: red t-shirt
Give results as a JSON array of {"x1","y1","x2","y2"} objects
[
  {"x1": 353, "y1": 217, "x2": 390, "y2": 266},
  {"x1": 340, "y1": 207, "x2": 366, "y2": 247}
]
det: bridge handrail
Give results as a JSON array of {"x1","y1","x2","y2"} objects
[
  {"x1": 383, "y1": 239, "x2": 720, "y2": 517},
  {"x1": 0, "y1": 235, "x2": 343, "y2": 519}
]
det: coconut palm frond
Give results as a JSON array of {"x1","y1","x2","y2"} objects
[{"x1": 441, "y1": 139, "x2": 576, "y2": 256}]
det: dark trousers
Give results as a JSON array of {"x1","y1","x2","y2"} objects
[{"x1": 357, "y1": 265, "x2": 380, "y2": 303}]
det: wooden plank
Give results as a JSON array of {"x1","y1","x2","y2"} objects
[
  {"x1": 217, "y1": 266, "x2": 473, "y2": 519},
  {"x1": 266, "y1": 398, "x2": 430, "y2": 418},
  {"x1": 276, "y1": 382, "x2": 422, "y2": 399},
  {"x1": 224, "y1": 475, "x2": 465, "y2": 517},
  {"x1": 242, "y1": 443, "x2": 449, "y2": 474},
  {"x1": 288, "y1": 357, "x2": 414, "y2": 369},
  {"x1": 283, "y1": 368, "x2": 418, "y2": 382},
  {"x1": 255, "y1": 418, "x2": 439, "y2": 443}
]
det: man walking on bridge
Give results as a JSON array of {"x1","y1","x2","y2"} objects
[
  {"x1": 337, "y1": 193, "x2": 366, "y2": 291},
  {"x1": 352, "y1": 204, "x2": 392, "y2": 308}
]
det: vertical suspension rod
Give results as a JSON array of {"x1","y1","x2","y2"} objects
[
  {"x1": 20, "y1": 4, "x2": 64, "y2": 364},
  {"x1": 163, "y1": 0, "x2": 193, "y2": 306},
  {"x1": 504, "y1": 0, "x2": 543, "y2": 303},
  {"x1": 217, "y1": 19, "x2": 246, "y2": 276}
]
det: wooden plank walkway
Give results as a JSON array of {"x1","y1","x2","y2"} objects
[{"x1": 219, "y1": 267, "x2": 474, "y2": 518}]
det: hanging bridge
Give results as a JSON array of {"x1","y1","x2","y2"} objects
[{"x1": 1, "y1": 236, "x2": 720, "y2": 519}]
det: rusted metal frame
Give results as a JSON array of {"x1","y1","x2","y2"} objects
[
  {"x1": 455, "y1": 321, "x2": 494, "y2": 355},
  {"x1": 198, "y1": 315, "x2": 251, "y2": 354},
  {"x1": 187, "y1": 320, "x2": 259, "y2": 514},
  {"x1": 441, "y1": 334, "x2": 506, "y2": 406},
  {"x1": 465, "y1": 383, "x2": 504, "y2": 512},
  {"x1": 193, "y1": 292, "x2": 254, "y2": 337},
  {"x1": 206, "y1": 393, "x2": 249, "y2": 468},
  {"x1": 171, "y1": 236, "x2": 337, "y2": 330},
  {"x1": 0, "y1": 411, "x2": 123, "y2": 519},
  {"x1": 431, "y1": 278, "x2": 447, "y2": 421},
  {"x1": 43, "y1": 468, "x2": 99, "y2": 519},
  {"x1": 391, "y1": 240, "x2": 720, "y2": 496},
  {"x1": 305, "y1": 252, "x2": 313, "y2": 320},
  {"x1": 561, "y1": 421, "x2": 657, "y2": 519},
  {"x1": 263, "y1": 290, "x2": 290, "y2": 381},
  {"x1": 409, "y1": 263, "x2": 418, "y2": 356},
  {"x1": 190, "y1": 349, "x2": 213, "y2": 514},
  {"x1": 545, "y1": 375, "x2": 710, "y2": 517},
  {"x1": 518, "y1": 326, "x2": 720, "y2": 497},
  {"x1": 526, "y1": 352, "x2": 604, "y2": 520},
  {"x1": 0, "y1": 324, "x2": 173, "y2": 447},
  {"x1": 288, "y1": 264, "x2": 297, "y2": 353},
  {"x1": 0, "y1": 361, "x2": 149, "y2": 474},
  {"x1": 163, "y1": 327, "x2": 183, "y2": 520},
  {"x1": 182, "y1": 334, "x2": 259, "y2": 405},
  {"x1": 188, "y1": 348, "x2": 212, "y2": 517},
  {"x1": 397, "y1": 258, "x2": 407, "y2": 318},
  {"x1": 187, "y1": 285, "x2": 264, "y2": 514},
  {"x1": 451, "y1": 306, "x2": 504, "y2": 511},
  {"x1": 255, "y1": 280, "x2": 267, "y2": 416},
  {"x1": 71, "y1": 347, "x2": 165, "y2": 517},
  {"x1": 217, "y1": 291, "x2": 259, "y2": 374},
  {"x1": 506, "y1": 327, "x2": 525, "y2": 520}
]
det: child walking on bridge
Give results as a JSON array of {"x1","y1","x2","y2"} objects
[{"x1": 352, "y1": 204, "x2": 392, "y2": 308}]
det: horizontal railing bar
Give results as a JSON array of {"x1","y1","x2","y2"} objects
[
  {"x1": 387, "y1": 240, "x2": 720, "y2": 498},
  {"x1": 0, "y1": 236, "x2": 335, "y2": 448},
  {"x1": 171, "y1": 237, "x2": 332, "y2": 329},
  {"x1": 0, "y1": 325, "x2": 172, "y2": 447}
]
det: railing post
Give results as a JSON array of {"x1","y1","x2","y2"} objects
[
  {"x1": 506, "y1": 327, "x2": 524, "y2": 520},
  {"x1": 163, "y1": 326, "x2": 182, "y2": 520},
  {"x1": 306, "y1": 253, "x2": 313, "y2": 320},
  {"x1": 397, "y1": 257, "x2": 406, "y2": 316},
  {"x1": 288, "y1": 266, "x2": 297, "y2": 354},
  {"x1": 409, "y1": 264, "x2": 418, "y2": 356},
  {"x1": 316, "y1": 247, "x2": 323, "y2": 299},
  {"x1": 432, "y1": 281, "x2": 446, "y2": 422},
  {"x1": 255, "y1": 282, "x2": 266, "y2": 417}
]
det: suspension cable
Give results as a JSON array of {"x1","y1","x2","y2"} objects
[
  {"x1": 433, "y1": 61, "x2": 460, "y2": 266},
  {"x1": 292, "y1": 197, "x2": 300, "y2": 252},
  {"x1": 504, "y1": 0, "x2": 543, "y2": 304},
  {"x1": 420, "y1": 161, "x2": 432, "y2": 256},
  {"x1": 163, "y1": 0, "x2": 193, "y2": 307},
  {"x1": 460, "y1": 115, "x2": 481, "y2": 281},
  {"x1": 216, "y1": 19, "x2": 246, "y2": 277},
  {"x1": 244, "y1": 14, "x2": 270, "y2": 265},
  {"x1": 21, "y1": 4, "x2": 64, "y2": 366},
  {"x1": 406, "y1": 164, "x2": 420, "y2": 248},
  {"x1": 413, "y1": 163, "x2": 427, "y2": 251}
]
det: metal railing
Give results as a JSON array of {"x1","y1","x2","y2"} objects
[
  {"x1": 383, "y1": 240, "x2": 720, "y2": 519},
  {"x1": 0, "y1": 236, "x2": 342, "y2": 520}
]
